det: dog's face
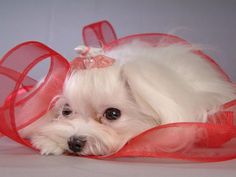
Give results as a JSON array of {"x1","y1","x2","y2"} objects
[{"x1": 30, "y1": 65, "x2": 157, "y2": 155}]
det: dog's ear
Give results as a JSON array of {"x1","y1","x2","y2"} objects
[
  {"x1": 121, "y1": 59, "x2": 162, "y2": 122},
  {"x1": 121, "y1": 59, "x2": 186, "y2": 124}
]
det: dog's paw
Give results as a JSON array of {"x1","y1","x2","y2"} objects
[{"x1": 31, "y1": 135, "x2": 64, "y2": 155}]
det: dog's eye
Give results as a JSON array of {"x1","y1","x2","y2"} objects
[
  {"x1": 103, "y1": 108, "x2": 121, "y2": 120},
  {"x1": 62, "y1": 104, "x2": 73, "y2": 117}
]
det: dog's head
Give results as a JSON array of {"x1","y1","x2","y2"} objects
[{"x1": 30, "y1": 59, "x2": 159, "y2": 155}]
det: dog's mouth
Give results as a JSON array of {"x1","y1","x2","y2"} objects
[{"x1": 64, "y1": 136, "x2": 120, "y2": 156}]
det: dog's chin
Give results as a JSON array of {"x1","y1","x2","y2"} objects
[
  {"x1": 31, "y1": 131, "x2": 111, "y2": 156},
  {"x1": 30, "y1": 114, "x2": 150, "y2": 156},
  {"x1": 31, "y1": 132, "x2": 123, "y2": 156}
]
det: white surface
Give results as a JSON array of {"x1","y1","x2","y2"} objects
[{"x1": 0, "y1": 138, "x2": 236, "y2": 177}]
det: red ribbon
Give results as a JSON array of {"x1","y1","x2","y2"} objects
[{"x1": 0, "y1": 41, "x2": 70, "y2": 147}]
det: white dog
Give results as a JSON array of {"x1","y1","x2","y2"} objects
[{"x1": 22, "y1": 40, "x2": 236, "y2": 156}]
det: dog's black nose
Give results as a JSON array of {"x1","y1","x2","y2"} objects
[{"x1": 68, "y1": 136, "x2": 86, "y2": 153}]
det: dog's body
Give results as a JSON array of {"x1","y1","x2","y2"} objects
[{"x1": 22, "y1": 41, "x2": 236, "y2": 155}]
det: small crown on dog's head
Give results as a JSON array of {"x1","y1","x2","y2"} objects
[
  {"x1": 71, "y1": 55, "x2": 115, "y2": 70},
  {"x1": 71, "y1": 46, "x2": 115, "y2": 70}
]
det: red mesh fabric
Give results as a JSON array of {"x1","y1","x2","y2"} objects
[
  {"x1": 83, "y1": 20, "x2": 117, "y2": 48},
  {"x1": 0, "y1": 41, "x2": 70, "y2": 147}
]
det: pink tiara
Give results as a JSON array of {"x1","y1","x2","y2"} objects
[
  {"x1": 72, "y1": 44, "x2": 115, "y2": 70},
  {"x1": 71, "y1": 54, "x2": 115, "y2": 70}
]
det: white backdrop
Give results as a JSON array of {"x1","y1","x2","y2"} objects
[{"x1": 0, "y1": 0, "x2": 236, "y2": 80}]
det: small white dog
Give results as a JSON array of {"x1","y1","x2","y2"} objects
[{"x1": 22, "y1": 40, "x2": 236, "y2": 156}]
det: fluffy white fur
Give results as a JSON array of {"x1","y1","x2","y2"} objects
[{"x1": 22, "y1": 41, "x2": 236, "y2": 156}]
